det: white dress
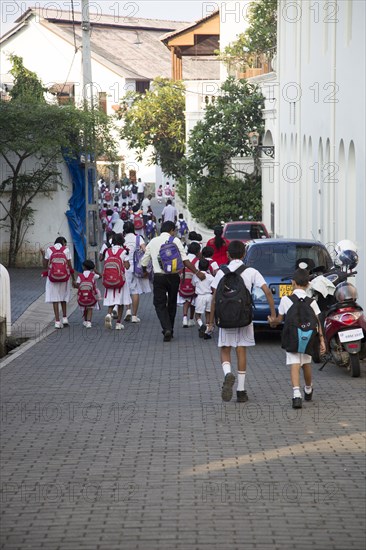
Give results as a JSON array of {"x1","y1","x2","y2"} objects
[
  {"x1": 102, "y1": 246, "x2": 131, "y2": 306},
  {"x1": 45, "y1": 244, "x2": 72, "y2": 303},
  {"x1": 124, "y1": 234, "x2": 152, "y2": 295}
]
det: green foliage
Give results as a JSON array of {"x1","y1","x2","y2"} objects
[
  {"x1": 0, "y1": 56, "x2": 117, "y2": 265},
  {"x1": 117, "y1": 77, "x2": 185, "y2": 179},
  {"x1": 188, "y1": 175, "x2": 262, "y2": 228},
  {"x1": 218, "y1": 0, "x2": 277, "y2": 71},
  {"x1": 185, "y1": 77, "x2": 264, "y2": 227}
]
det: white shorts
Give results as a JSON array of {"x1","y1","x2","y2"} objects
[
  {"x1": 286, "y1": 352, "x2": 312, "y2": 366},
  {"x1": 218, "y1": 323, "x2": 255, "y2": 348},
  {"x1": 195, "y1": 294, "x2": 212, "y2": 315}
]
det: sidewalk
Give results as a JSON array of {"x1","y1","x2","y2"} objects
[{"x1": 1, "y1": 280, "x2": 365, "y2": 549}]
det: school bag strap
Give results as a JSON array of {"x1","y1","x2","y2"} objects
[{"x1": 220, "y1": 263, "x2": 246, "y2": 276}]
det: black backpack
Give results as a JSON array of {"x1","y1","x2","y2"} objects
[
  {"x1": 132, "y1": 184, "x2": 138, "y2": 194},
  {"x1": 215, "y1": 264, "x2": 253, "y2": 329},
  {"x1": 281, "y1": 295, "x2": 320, "y2": 355}
]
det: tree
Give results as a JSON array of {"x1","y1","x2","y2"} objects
[
  {"x1": 218, "y1": 0, "x2": 277, "y2": 73},
  {"x1": 0, "y1": 55, "x2": 117, "y2": 266},
  {"x1": 185, "y1": 77, "x2": 265, "y2": 226},
  {"x1": 117, "y1": 77, "x2": 185, "y2": 179}
]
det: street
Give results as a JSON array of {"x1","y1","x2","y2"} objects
[{"x1": 1, "y1": 277, "x2": 365, "y2": 550}]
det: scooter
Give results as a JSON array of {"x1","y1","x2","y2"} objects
[{"x1": 309, "y1": 269, "x2": 366, "y2": 377}]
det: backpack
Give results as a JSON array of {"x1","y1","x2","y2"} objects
[
  {"x1": 104, "y1": 191, "x2": 112, "y2": 201},
  {"x1": 121, "y1": 189, "x2": 127, "y2": 199},
  {"x1": 120, "y1": 208, "x2": 128, "y2": 221},
  {"x1": 105, "y1": 215, "x2": 113, "y2": 231},
  {"x1": 214, "y1": 264, "x2": 252, "y2": 328},
  {"x1": 281, "y1": 295, "x2": 320, "y2": 355},
  {"x1": 133, "y1": 214, "x2": 143, "y2": 230},
  {"x1": 132, "y1": 184, "x2": 138, "y2": 194},
  {"x1": 133, "y1": 235, "x2": 152, "y2": 277},
  {"x1": 179, "y1": 220, "x2": 189, "y2": 236},
  {"x1": 77, "y1": 272, "x2": 98, "y2": 307},
  {"x1": 102, "y1": 248, "x2": 125, "y2": 290},
  {"x1": 158, "y1": 236, "x2": 183, "y2": 274},
  {"x1": 179, "y1": 258, "x2": 198, "y2": 298},
  {"x1": 157, "y1": 188, "x2": 163, "y2": 197},
  {"x1": 164, "y1": 186, "x2": 171, "y2": 196},
  {"x1": 48, "y1": 246, "x2": 70, "y2": 283},
  {"x1": 145, "y1": 220, "x2": 156, "y2": 238}
]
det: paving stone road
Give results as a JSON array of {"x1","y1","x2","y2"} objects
[
  {"x1": 8, "y1": 268, "x2": 45, "y2": 323},
  {"x1": 1, "y1": 284, "x2": 365, "y2": 550}
]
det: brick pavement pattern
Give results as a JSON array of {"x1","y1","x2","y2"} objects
[{"x1": 1, "y1": 290, "x2": 365, "y2": 550}]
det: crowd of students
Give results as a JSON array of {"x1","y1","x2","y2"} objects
[{"x1": 40, "y1": 191, "x2": 325, "y2": 409}]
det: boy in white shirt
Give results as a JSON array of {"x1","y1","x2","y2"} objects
[
  {"x1": 192, "y1": 258, "x2": 214, "y2": 339},
  {"x1": 269, "y1": 268, "x2": 326, "y2": 409}
]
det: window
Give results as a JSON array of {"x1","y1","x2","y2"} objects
[
  {"x1": 135, "y1": 80, "x2": 150, "y2": 94},
  {"x1": 49, "y1": 83, "x2": 75, "y2": 105}
]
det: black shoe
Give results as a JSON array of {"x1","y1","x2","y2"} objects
[
  {"x1": 304, "y1": 388, "x2": 313, "y2": 401},
  {"x1": 221, "y1": 373, "x2": 235, "y2": 402},
  {"x1": 203, "y1": 333, "x2": 212, "y2": 340},
  {"x1": 163, "y1": 330, "x2": 172, "y2": 342},
  {"x1": 292, "y1": 397, "x2": 302, "y2": 409},
  {"x1": 237, "y1": 390, "x2": 248, "y2": 403},
  {"x1": 198, "y1": 324, "x2": 206, "y2": 338}
]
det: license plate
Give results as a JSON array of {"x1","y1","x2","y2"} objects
[
  {"x1": 338, "y1": 328, "x2": 364, "y2": 343},
  {"x1": 279, "y1": 284, "x2": 292, "y2": 298}
]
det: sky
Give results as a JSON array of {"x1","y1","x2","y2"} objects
[{"x1": 0, "y1": 0, "x2": 216, "y2": 36}]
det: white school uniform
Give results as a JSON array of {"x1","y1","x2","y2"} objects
[
  {"x1": 76, "y1": 271, "x2": 101, "y2": 311},
  {"x1": 44, "y1": 244, "x2": 72, "y2": 303},
  {"x1": 102, "y1": 246, "x2": 131, "y2": 306},
  {"x1": 124, "y1": 234, "x2": 152, "y2": 295},
  {"x1": 192, "y1": 271, "x2": 214, "y2": 314},
  {"x1": 278, "y1": 288, "x2": 321, "y2": 365},
  {"x1": 211, "y1": 259, "x2": 266, "y2": 348}
]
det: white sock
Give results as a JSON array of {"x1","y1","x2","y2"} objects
[
  {"x1": 293, "y1": 386, "x2": 301, "y2": 398},
  {"x1": 237, "y1": 372, "x2": 246, "y2": 391},
  {"x1": 222, "y1": 362, "x2": 231, "y2": 376},
  {"x1": 304, "y1": 385, "x2": 313, "y2": 394},
  {"x1": 197, "y1": 318, "x2": 203, "y2": 327}
]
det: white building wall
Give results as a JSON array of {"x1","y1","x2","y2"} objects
[{"x1": 276, "y1": 0, "x2": 366, "y2": 306}]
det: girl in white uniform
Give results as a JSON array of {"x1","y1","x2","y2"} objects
[
  {"x1": 102, "y1": 233, "x2": 131, "y2": 330},
  {"x1": 122, "y1": 221, "x2": 151, "y2": 323},
  {"x1": 41, "y1": 236, "x2": 75, "y2": 329}
]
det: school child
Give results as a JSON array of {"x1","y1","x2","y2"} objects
[
  {"x1": 163, "y1": 182, "x2": 171, "y2": 198},
  {"x1": 40, "y1": 237, "x2": 76, "y2": 328},
  {"x1": 188, "y1": 231, "x2": 202, "y2": 252},
  {"x1": 177, "y1": 213, "x2": 189, "y2": 245},
  {"x1": 209, "y1": 240, "x2": 276, "y2": 403},
  {"x1": 178, "y1": 242, "x2": 201, "y2": 327},
  {"x1": 156, "y1": 184, "x2": 163, "y2": 203},
  {"x1": 192, "y1": 258, "x2": 214, "y2": 339},
  {"x1": 145, "y1": 213, "x2": 157, "y2": 241},
  {"x1": 122, "y1": 221, "x2": 152, "y2": 323},
  {"x1": 201, "y1": 246, "x2": 219, "y2": 275},
  {"x1": 131, "y1": 204, "x2": 144, "y2": 236},
  {"x1": 268, "y1": 268, "x2": 326, "y2": 409},
  {"x1": 99, "y1": 203, "x2": 108, "y2": 222},
  {"x1": 113, "y1": 202, "x2": 120, "y2": 214},
  {"x1": 76, "y1": 260, "x2": 102, "y2": 328},
  {"x1": 102, "y1": 233, "x2": 131, "y2": 330}
]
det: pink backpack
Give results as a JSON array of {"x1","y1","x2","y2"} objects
[
  {"x1": 133, "y1": 214, "x2": 143, "y2": 230},
  {"x1": 48, "y1": 246, "x2": 70, "y2": 283},
  {"x1": 102, "y1": 248, "x2": 125, "y2": 290},
  {"x1": 178, "y1": 258, "x2": 198, "y2": 299},
  {"x1": 77, "y1": 272, "x2": 98, "y2": 307}
]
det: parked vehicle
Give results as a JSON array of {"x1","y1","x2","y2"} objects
[
  {"x1": 243, "y1": 239, "x2": 333, "y2": 325},
  {"x1": 223, "y1": 221, "x2": 269, "y2": 243},
  {"x1": 309, "y1": 242, "x2": 365, "y2": 377}
]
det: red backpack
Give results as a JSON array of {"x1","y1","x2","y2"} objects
[
  {"x1": 104, "y1": 191, "x2": 112, "y2": 201},
  {"x1": 77, "y1": 272, "x2": 98, "y2": 307},
  {"x1": 133, "y1": 214, "x2": 143, "y2": 230},
  {"x1": 179, "y1": 258, "x2": 198, "y2": 299},
  {"x1": 120, "y1": 208, "x2": 128, "y2": 221},
  {"x1": 48, "y1": 246, "x2": 70, "y2": 283},
  {"x1": 102, "y1": 248, "x2": 125, "y2": 290}
]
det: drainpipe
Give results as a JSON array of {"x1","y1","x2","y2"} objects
[{"x1": 330, "y1": 0, "x2": 337, "y2": 245}]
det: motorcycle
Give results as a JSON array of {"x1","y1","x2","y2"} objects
[{"x1": 309, "y1": 261, "x2": 366, "y2": 377}]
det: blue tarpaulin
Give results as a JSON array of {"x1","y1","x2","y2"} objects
[{"x1": 63, "y1": 153, "x2": 93, "y2": 272}]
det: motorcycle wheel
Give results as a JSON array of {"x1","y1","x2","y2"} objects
[{"x1": 349, "y1": 354, "x2": 360, "y2": 378}]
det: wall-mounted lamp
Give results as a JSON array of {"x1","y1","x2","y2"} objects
[{"x1": 248, "y1": 131, "x2": 275, "y2": 159}]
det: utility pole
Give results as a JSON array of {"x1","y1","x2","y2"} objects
[{"x1": 81, "y1": 0, "x2": 98, "y2": 265}]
